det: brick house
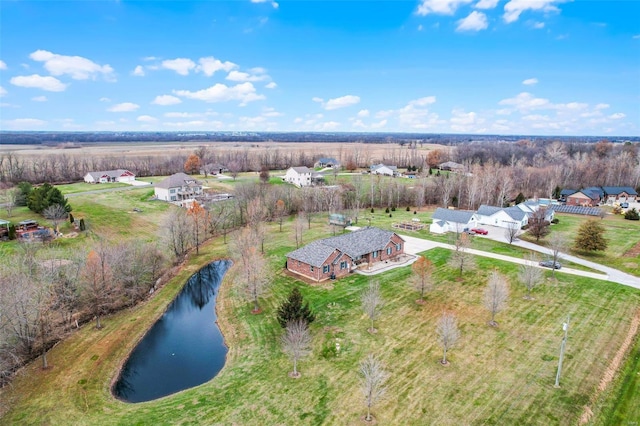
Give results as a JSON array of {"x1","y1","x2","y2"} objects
[
  {"x1": 566, "y1": 188, "x2": 601, "y2": 207},
  {"x1": 601, "y1": 186, "x2": 638, "y2": 203},
  {"x1": 285, "y1": 227, "x2": 405, "y2": 282}
]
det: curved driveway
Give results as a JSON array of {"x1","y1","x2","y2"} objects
[{"x1": 399, "y1": 233, "x2": 640, "y2": 290}]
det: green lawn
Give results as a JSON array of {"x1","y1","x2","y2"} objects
[
  {"x1": 3, "y1": 214, "x2": 640, "y2": 425},
  {"x1": 55, "y1": 182, "x2": 130, "y2": 194}
]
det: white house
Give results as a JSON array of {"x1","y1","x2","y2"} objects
[
  {"x1": 84, "y1": 169, "x2": 135, "y2": 184},
  {"x1": 429, "y1": 208, "x2": 478, "y2": 234},
  {"x1": 154, "y1": 173, "x2": 203, "y2": 202},
  {"x1": 476, "y1": 205, "x2": 528, "y2": 229},
  {"x1": 370, "y1": 164, "x2": 398, "y2": 176},
  {"x1": 284, "y1": 167, "x2": 312, "y2": 187},
  {"x1": 283, "y1": 167, "x2": 324, "y2": 187}
]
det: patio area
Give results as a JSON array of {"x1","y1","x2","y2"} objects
[{"x1": 355, "y1": 253, "x2": 418, "y2": 276}]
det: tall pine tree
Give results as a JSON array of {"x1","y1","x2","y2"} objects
[{"x1": 277, "y1": 287, "x2": 315, "y2": 328}]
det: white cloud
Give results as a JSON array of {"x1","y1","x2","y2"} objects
[
  {"x1": 531, "y1": 21, "x2": 545, "y2": 29},
  {"x1": 265, "y1": 82, "x2": 277, "y2": 89},
  {"x1": 173, "y1": 82, "x2": 265, "y2": 105},
  {"x1": 503, "y1": 0, "x2": 565, "y2": 24},
  {"x1": 357, "y1": 109, "x2": 370, "y2": 118},
  {"x1": 197, "y1": 56, "x2": 237, "y2": 76},
  {"x1": 633, "y1": 34, "x2": 640, "y2": 40},
  {"x1": 162, "y1": 58, "x2": 196, "y2": 76},
  {"x1": 152, "y1": 95, "x2": 182, "y2": 106},
  {"x1": 108, "y1": 102, "x2": 140, "y2": 112},
  {"x1": 314, "y1": 95, "x2": 361, "y2": 110},
  {"x1": 325, "y1": 95, "x2": 360, "y2": 110},
  {"x1": 164, "y1": 112, "x2": 202, "y2": 118},
  {"x1": 418, "y1": 24, "x2": 424, "y2": 31},
  {"x1": 450, "y1": 109, "x2": 485, "y2": 131},
  {"x1": 32, "y1": 96, "x2": 47, "y2": 102},
  {"x1": 29, "y1": 50, "x2": 114, "y2": 80},
  {"x1": 250, "y1": 0, "x2": 278, "y2": 8},
  {"x1": 99, "y1": 97, "x2": 111, "y2": 102},
  {"x1": 498, "y1": 92, "x2": 550, "y2": 111},
  {"x1": 595, "y1": 103, "x2": 610, "y2": 110},
  {"x1": 609, "y1": 113, "x2": 626, "y2": 119},
  {"x1": 457, "y1": 11, "x2": 488, "y2": 31},
  {"x1": 371, "y1": 119, "x2": 387, "y2": 129},
  {"x1": 409, "y1": 96, "x2": 437, "y2": 106},
  {"x1": 137, "y1": 115, "x2": 158, "y2": 123},
  {"x1": 262, "y1": 107, "x2": 283, "y2": 117},
  {"x1": 416, "y1": 0, "x2": 473, "y2": 15},
  {"x1": 2, "y1": 118, "x2": 47, "y2": 129},
  {"x1": 475, "y1": 0, "x2": 499, "y2": 9},
  {"x1": 226, "y1": 70, "x2": 269, "y2": 82},
  {"x1": 0, "y1": 86, "x2": 6, "y2": 97},
  {"x1": 316, "y1": 121, "x2": 341, "y2": 130},
  {"x1": 522, "y1": 78, "x2": 538, "y2": 85},
  {"x1": 10, "y1": 74, "x2": 67, "y2": 92},
  {"x1": 143, "y1": 56, "x2": 158, "y2": 61},
  {"x1": 0, "y1": 60, "x2": 6, "y2": 70},
  {"x1": 132, "y1": 65, "x2": 145, "y2": 76}
]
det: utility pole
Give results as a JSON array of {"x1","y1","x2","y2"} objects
[{"x1": 554, "y1": 315, "x2": 570, "y2": 388}]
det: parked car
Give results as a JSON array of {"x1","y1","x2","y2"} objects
[
  {"x1": 471, "y1": 228, "x2": 488, "y2": 235},
  {"x1": 620, "y1": 202, "x2": 629, "y2": 208},
  {"x1": 539, "y1": 260, "x2": 562, "y2": 269},
  {"x1": 462, "y1": 228, "x2": 476, "y2": 235}
]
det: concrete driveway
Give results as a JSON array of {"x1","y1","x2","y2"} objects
[{"x1": 399, "y1": 233, "x2": 640, "y2": 290}]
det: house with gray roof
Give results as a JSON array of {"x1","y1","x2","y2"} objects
[
  {"x1": 154, "y1": 172, "x2": 203, "y2": 203},
  {"x1": 601, "y1": 186, "x2": 637, "y2": 203},
  {"x1": 84, "y1": 169, "x2": 135, "y2": 184},
  {"x1": 286, "y1": 227, "x2": 405, "y2": 282},
  {"x1": 429, "y1": 208, "x2": 478, "y2": 234},
  {"x1": 314, "y1": 157, "x2": 341, "y2": 168},
  {"x1": 283, "y1": 166, "x2": 324, "y2": 187},
  {"x1": 370, "y1": 163, "x2": 398, "y2": 176}
]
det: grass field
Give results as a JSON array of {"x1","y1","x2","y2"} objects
[{"x1": 2, "y1": 208, "x2": 639, "y2": 425}]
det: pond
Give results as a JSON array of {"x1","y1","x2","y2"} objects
[{"x1": 113, "y1": 260, "x2": 231, "y2": 403}]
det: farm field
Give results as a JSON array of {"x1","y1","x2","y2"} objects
[{"x1": 1, "y1": 194, "x2": 639, "y2": 424}]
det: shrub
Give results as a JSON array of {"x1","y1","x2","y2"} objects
[
  {"x1": 385, "y1": 207, "x2": 390, "y2": 213},
  {"x1": 79, "y1": 218, "x2": 86, "y2": 231},
  {"x1": 624, "y1": 208, "x2": 640, "y2": 221},
  {"x1": 371, "y1": 208, "x2": 374, "y2": 213},
  {"x1": 414, "y1": 211, "x2": 417, "y2": 214},
  {"x1": 551, "y1": 218, "x2": 559, "y2": 224},
  {"x1": 391, "y1": 206, "x2": 396, "y2": 212},
  {"x1": 406, "y1": 206, "x2": 410, "y2": 211},
  {"x1": 389, "y1": 214, "x2": 392, "y2": 218}
]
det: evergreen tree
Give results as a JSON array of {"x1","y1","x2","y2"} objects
[
  {"x1": 574, "y1": 220, "x2": 608, "y2": 251},
  {"x1": 624, "y1": 208, "x2": 639, "y2": 221},
  {"x1": 27, "y1": 183, "x2": 71, "y2": 214},
  {"x1": 15, "y1": 181, "x2": 33, "y2": 206},
  {"x1": 514, "y1": 192, "x2": 526, "y2": 205},
  {"x1": 79, "y1": 218, "x2": 86, "y2": 231},
  {"x1": 277, "y1": 287, "x2": 315, "y2": 328},
  {"x1": 553, "y1": 186, "x2": 561, "y2": 200},
  {"x1": 69, "y1": 213, "x2": 75, "y2": 224}
]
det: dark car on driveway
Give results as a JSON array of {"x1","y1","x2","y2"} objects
[{"x1": 539, "y1": 260, "x2": 561, "y2": 269}]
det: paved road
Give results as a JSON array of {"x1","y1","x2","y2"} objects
[{"x1": 399, "y1": 233, "x2": 640, "y2": 290}]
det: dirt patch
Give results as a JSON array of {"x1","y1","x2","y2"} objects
[
  {"x1": 623, "y1": 240, "x2": 640, "y2": 257},
  {"x1": 579, "y1": 309, "x2": 640, "y2": 425}
]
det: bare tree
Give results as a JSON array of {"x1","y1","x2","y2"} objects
[
  {"x1": 359, "y1": 354, "x2": 389, "y2": 422},
  {"x1": 187, "y1": 201, "x2": 208, "y2": 255},
  {"x1": 164, "y1": 207, "x2": 193, "y2": 260},
  {"x1": 504, "y1": 223, "x2": 522, "y2": 244},
  {"x1": 411, "y1": 255, "x2": 433, "y2": 304},
  {"x1": 361, "y1": 280, "x2": 384, "y2": 333},
  {"x1": 232, "y1": 228, "x2": 270, "y2": 313},
  {"x1": 275, "y1": 199, "x2": 286, "y2": 232},
  {"x1": 548, "y1": 232, "x2": 566, "y2": 278},
  {"x1": 1, "y1": 186, "x2": 17, "y2": 217},
  {"x1": 292, "y1": 212, "x2": 306, "y2": 248},
  {"x1": 281, "y1": 320, "x2": 312, "y2": 378},
  {"x1": 484, "y1": 271, "x2": 509, "y2": 327},
  {"x1": 519, "y1": 253, "x2": 543, "y2": 299},
  {"x1": 448, "y1": 232, "x2": 475, "y2": 277},
  {"x1": 43, "y1": 203, "x2": 68, "y2": 235},
  {"x1": 79, "y1": 244, "x2": 118, "y2": 329},
  {"x1": 527, "y1": 208, "x2": 550, "y2": 242},
  {"x1": 227, "y1": 160, "x2": 241, "y2": 180},
  {"x1": 436, "y1": 312, "x2": 460, "y2": 365}
]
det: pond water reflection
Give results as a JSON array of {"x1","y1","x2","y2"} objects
[{"x1": 113, "y1": 260, "x2": 231, "y2": 403}]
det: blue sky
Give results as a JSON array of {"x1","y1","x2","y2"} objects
[{"x1": 0, "y1": 0, "x2": 638, "y2": 136}]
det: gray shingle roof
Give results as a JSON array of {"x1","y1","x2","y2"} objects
[
  {"x1": 504, "y1": 206, "x2": 527, "y2": 221},
  {"x1": 432, "y1": 207, "x2": 476, "y2": 224},
  {"x1": 291, "y1": 166, "x2": 312, "y2": 174},
  {"x1": 155, "y1": 173, "x2": 201, "y2": 189},
  {"x1": 286, "y1": 227, "x2": 403, "y2": 266},
  {"x1": 87, "y1": 169, "x2": 133, "y2": 180},
  {"x1": 560, "y1": 189, "x2": 577, "y2": 196},
  {"x1": 602, "y1": 186, "x2": 638, "y2": 196},
  {"x1": 477, "y1": 205, "x2": 503, "y2": 216}
]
